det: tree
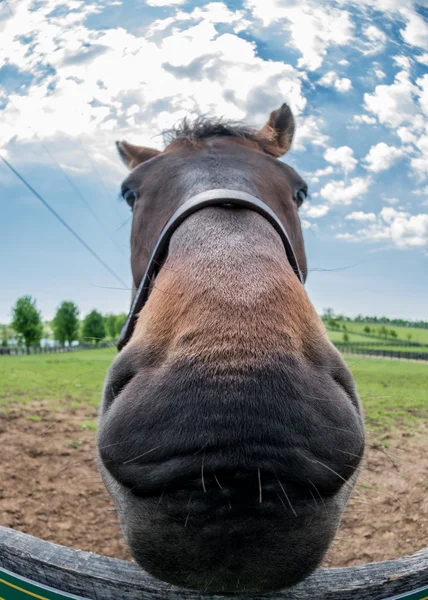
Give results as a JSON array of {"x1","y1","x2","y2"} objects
[
  {"x1": 343, "y1": 333, "x2": 350, "y2": 343},
  {"x1": 82, "y1": 310, "x2": 106, "y2": 345},
  {"x1": 11, "y1": 296, "x2": 43, "y2": 353},
  {"x1": 364, "y1": 325, "x2": 371, "y2": 334},
  {"x1": 105, "y1": 314, "x2": 117, "y2": 338},
  {"x1": 323, "y1": 308, "x2": 335, "y2": 320},
  {"x1": 115, "y1": 313, "x2": 127, "y2": 337},
  {"x1": 389, "y1": 329, "x2": 398, "y2": 339},
  {"x1": 1, "y1": 326, "x2": 8, "y2": 348},
  {"x1": 407, "y1": 333, "x2": 413, "y2": 342},
  {"x1": 52, "y1": 302, "x2": 79, "y2": 347},
  {"x1": 378, "y1": 325, "x2": 388, "y2": 338}
]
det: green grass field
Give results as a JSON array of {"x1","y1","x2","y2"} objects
[
  {"x1": 0, "y1": 348, "x2": 427, "y2": 431},
  {"x1": 344, "y1": 354, "x2": 428, "y2": 429},
  {"x1": 0, "y1": 348, "x2": 114, "y2": 408},
  {"x1": 327, "y1": 330, "x2": 375, "y2": 343}
]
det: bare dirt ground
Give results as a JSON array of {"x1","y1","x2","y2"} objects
[{"x1": 1, "y1": 400, "x2": 427, "y2": 568}]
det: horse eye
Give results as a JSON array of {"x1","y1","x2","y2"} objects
[
  {"x1": 295, "y1": 188, "x2": 307, "y2": 208},
  {"x1": 121, "y1": 185, "x2": 138, "y2": 209}
]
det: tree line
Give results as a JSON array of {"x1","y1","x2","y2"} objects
[
  {"x1": 321, "y1": 308, "x2": 428, "y2": 330},
  {"x1": 1, "y1": 296, "x2": 127, "y2": 352},
  {"x1": 3, "y1": 300, "x2": 425, "y2": 353}
]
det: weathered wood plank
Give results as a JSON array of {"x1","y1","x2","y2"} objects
[{"x1": 1, "y1": 526, "x2": 427, "y2": 600}]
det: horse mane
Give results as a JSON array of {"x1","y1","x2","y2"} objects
[{"x1": 163, "y1": 116, "x2": 268, "y2": 149}]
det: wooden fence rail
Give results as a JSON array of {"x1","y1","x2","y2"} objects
[{"x1": 0, "y1": 527, "x2": 427, "y2": 600}]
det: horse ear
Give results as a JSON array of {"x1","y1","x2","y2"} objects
[
  {"x1": 257, "y1": 103, "x2": 295, "y2": 157},
  {"x1": 116, "y1": 141, "x2": 161, "y2": 170}
]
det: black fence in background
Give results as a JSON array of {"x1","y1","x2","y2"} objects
[
  {"x1": 333, "y1": 343, "x2": 428, "y2": 362},
  {"x1": 1, "y1": 342, "x2": 428, "y2": 361},
  {"x1": 0, "y1": 342, "x2": 115, "y2": 356},
  {"x1": 332, "y1": 340, "x2": 428, "y2": 349}
]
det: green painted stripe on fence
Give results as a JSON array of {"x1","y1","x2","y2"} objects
[
  {"x1": 0, "y1": 569, "x2": 87, "y2": 600},
  {"x1": 1, "y1": 567, "x2": 427, "y2": 600},
  {"x1": 386, "y1": 587, "x2": 428, "y2": 600}
]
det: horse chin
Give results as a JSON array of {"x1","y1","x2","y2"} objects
[{"x1": 100, "y1": 463, "x2": 355, "y2": 593}]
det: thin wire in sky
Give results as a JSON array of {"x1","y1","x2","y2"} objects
[
  {"x1": 0, "y1": 154, "x2": 128, "y2": 289},
  {"x1": 0, "y1": 0, "x2": 14, "y2": 16},
  {"x1": 40, "y1": 141, "x2": 127, "y2": 257},
  {"x1": 4, "y1": 96, "x2": 127, "y2": 257}
]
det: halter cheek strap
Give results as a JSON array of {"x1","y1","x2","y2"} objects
[{"x1": 118, "y1": 189, "x2": 303, "y2": 351}]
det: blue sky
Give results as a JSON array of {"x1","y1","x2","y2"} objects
[{"x1": 1, "y1": 0, "x2": 427, "y2": 323}]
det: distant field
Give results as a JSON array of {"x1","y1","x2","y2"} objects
[
  {"x1": 0, "y1": 348, "x2": 427, "y2": 431},
  {"x1": 328, "y1": 330, "x2": 380, "y2": 343},
  {"x1": 331, "y1": 321, "x2": 428, "y2": 344},
  {"x1": 326, "y1": 320, "x2": 428, "y2": 355}
]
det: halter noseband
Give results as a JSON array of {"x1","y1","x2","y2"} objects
[{"x1": 118, "y1": 189, "x2": 303, "y2": 351}]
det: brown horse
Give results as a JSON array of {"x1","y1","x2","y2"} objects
[{"x1": 97, "y1": 103, "x2": 365, "y2": 593}]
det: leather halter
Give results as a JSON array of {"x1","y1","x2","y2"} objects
[{"x1": 118, "y1": 189, "x2": 303, "y2": 351}]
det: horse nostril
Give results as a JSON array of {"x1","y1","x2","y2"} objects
[{"x1": 103, "y1": 363, "x2": 136, "y2": 409}]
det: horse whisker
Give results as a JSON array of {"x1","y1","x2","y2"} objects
[
  {"x1": 201, "y1": 452, "x2": 206, "y2": 492},
  {"x1": 122, "y1": 444, "x2": 164, "y2": 465},
  {"x1": 276, "y1": 476, "x2": 297, "y2": 517}
]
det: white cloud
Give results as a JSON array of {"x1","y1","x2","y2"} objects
[
  {"x1": 362, "y1": 68, "x2": 428, "y2": 179},
  {"x1": 146, "y1": 0, "x2": 186, "y2": 5},
  {"x1": 363, "y1": 142, "x2": 405, "y2": 172},
  {"x1": 345, "y1": 211, "x2": 377, "y2": 222},
  {"x1": 392, "y1": 55, "x2": 412, "y2": 71},
  {"x1": 318, "y1": 71, "x2": 336, "y2": 86},
  {"x1": 353, "y1": 114, "x2": 377, "y2": 125},
  {"x1": 397, "y1": 126, "x2": 418, "y2": 144},
  {"x1": 324, "y1": 146, "x2": 357, "y2": 173},
  {"x1": 374, "y1": 69, "x2": 387, "y2": 80},
  {"x1": 320, "y1": 177, "x2": 371, "y2": 205},
  {"x1": 293, "y1": 114, "x2": 329, "y2": 151},
  {"x1": 416, "y1": 54, "x2": 428, "y2": 66},
  {"x1": 400, "y1": 9, "x2": 428, "y2": 51},
  {"x1": 417, "y1": 74, "x2": 428, "y2": 115},
  {"x1": 314, "y1": 165, "x2": 334, "y2": 177},
  {"x1": 339, "y1": 207, "x2": 428, "y2": 249},
  {"x1": 338, "y1": 59, "x2": 349, "y2": 66},
  {"x1": 362, "y1": 25, "x2": 387, "y2": 54},
  {"x1": 245, "y1": 1, "x2": 353, "y2": 70},
  {"x1": 411, "y1": 154, "x2": 428, "y2": 175},
  {"x1": 335, "y1": 77, "x2": 352, "y2": 92},
  {"x1": 301, "y1": 219, "x2": 319, "y2": 231},
  {"x1": 410, "y1": 129, "x2": 428, "y2": 178},
  {"x1": 0, "y1": 0, "x2": 312, "y2": 151},
  {"x1": 319, "y1": 71, "x2": 352, "y2": 92},
  {"x1": 306, "y1": 165, "x2": 334, "y2": 184},
  {"x1": 364, "y1": 69, "x2": 419, "y2": 128},
  {"x1": 412, "y1": 185, "x2": 428, "y2": 197},
  {"x1": 301, "y1": 204, "x2": 330, "y2": 218}
]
